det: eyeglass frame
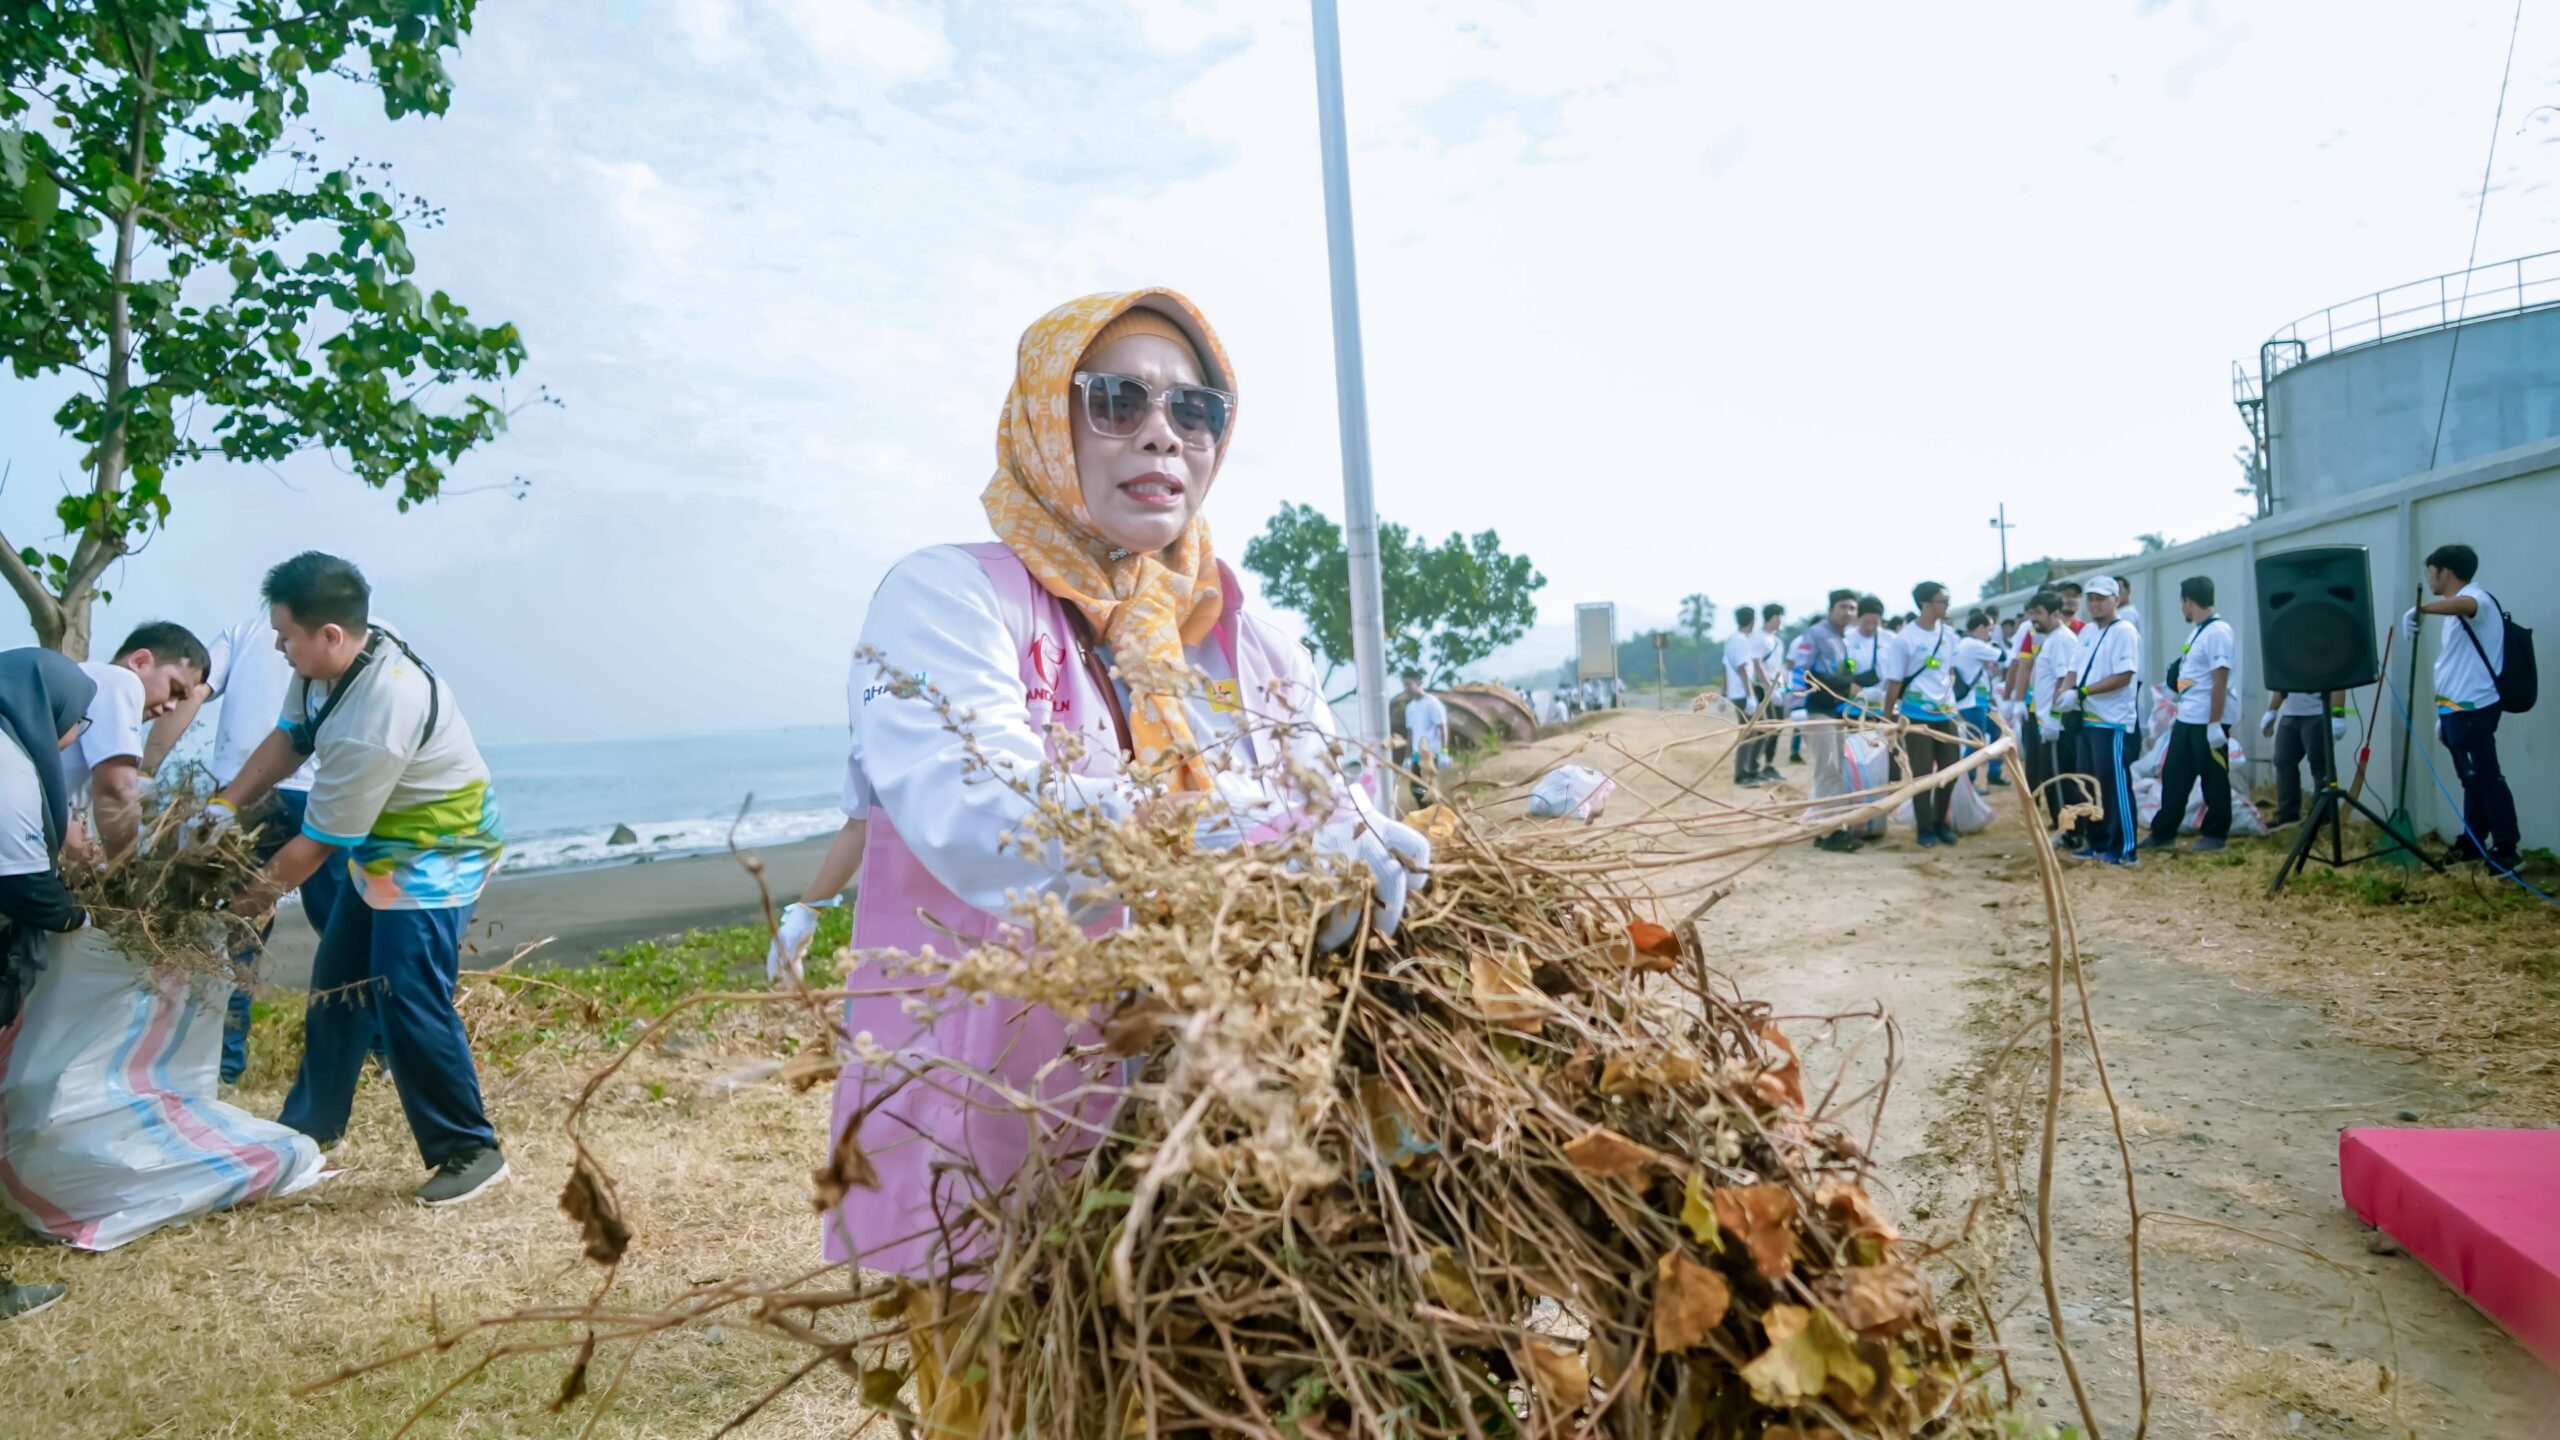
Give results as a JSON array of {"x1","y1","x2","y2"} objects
[{"x1": 1070, "y1": 370, "x2": 1238, "y2": 449}]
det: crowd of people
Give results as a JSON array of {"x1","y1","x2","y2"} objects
[
  {"x1": 0, "y1": 552, "x2": 510, "y2": 1320},
  {"x1": 1702, "y1": 544, "x2": 2524, "y2": 875}
]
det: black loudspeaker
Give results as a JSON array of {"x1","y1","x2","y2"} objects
[{"x1": 2256, "y1": 545, "x2": 2379, "y2": 693}]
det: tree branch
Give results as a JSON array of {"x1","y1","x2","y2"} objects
[{"x1": 0, "y1": 515, "x2": 65, "y2": 641}]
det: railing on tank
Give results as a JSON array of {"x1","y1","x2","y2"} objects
[{"x1": 2248, "y1": 249, "x2": 2560, "y2": 372}]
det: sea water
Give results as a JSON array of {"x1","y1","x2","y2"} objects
[{"x1": 482, "y1": 726, "x2": 849, "y2": 876}]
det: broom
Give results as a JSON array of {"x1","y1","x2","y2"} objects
[{"x1": 2375, "y1": 587, "x2": 2426, "y2": 867}]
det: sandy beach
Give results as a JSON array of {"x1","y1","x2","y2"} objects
[{"x1": 255, "y1": 835, "x2": 837, "y2": 990}]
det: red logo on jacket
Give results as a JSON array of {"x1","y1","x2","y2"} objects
[{"x1": 1026, "y1": 633, "x2": 1071, "y2": 712}]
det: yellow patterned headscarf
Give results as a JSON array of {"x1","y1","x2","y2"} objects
[{"x1": 982, "y1": 289, "x2": 1237, "y2": 792}]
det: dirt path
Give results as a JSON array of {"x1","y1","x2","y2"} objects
[{"x1": 1466, "y1": 710, "x2": 2555, "y2": 1438}]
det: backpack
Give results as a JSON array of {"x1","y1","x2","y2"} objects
[{"x1": 2457, "y1": 591, "x2": 2538, "y2": 715}]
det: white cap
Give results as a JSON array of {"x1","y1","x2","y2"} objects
[{"x1": 2084, "y1": 575, "x2": 2121, "y2": 598}]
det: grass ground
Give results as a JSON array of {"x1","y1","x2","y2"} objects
[
  {"x1": 6, "y1": 767, "x2": 2555, "y2": 1438},
  {"x1": 1, "y1": 914, "x2": 886, "y2": 1440}
]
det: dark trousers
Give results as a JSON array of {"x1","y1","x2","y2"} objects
[
  {"x1": 1734, "y1": 689, "x2": 1774, "y2": 779},
  {"x1": 1905, "y1": 720, "x2": 1960, "y2": 833},
  {"x1": 221, "y1": 790, "x2": 349, "y2": 1084},
  {"x1": 2436, "y1": 705, "x2": 2520, "y2": 858},
  {"x1": 2022, "y1": 723, "x2": 2056, "y2": 822},
  {"x1": 2149, "y1": 720, "x2": 2231, "y2": 842},
  {"x1": 1958, "y1": 702, "x2": 2004, "y2": 783},
  {"x1": 2271, "y1": 714, "x2": 2333, "y2": 825},
  {"x1": 280, "y1": 900, "x2": 495, "y2": 1165},
  {"x1": 2075, "y1": 723, "x2": 2137, "y2": 861}
]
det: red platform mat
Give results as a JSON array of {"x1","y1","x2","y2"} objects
[{"x1": 2339, "y1": 1128, "x2": 2560, "y2": 1369}]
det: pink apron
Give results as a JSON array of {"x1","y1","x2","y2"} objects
[{"x1": 822, "y1": 543, "x2": 1297, "y2": 1276}]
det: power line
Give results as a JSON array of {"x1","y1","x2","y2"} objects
[{"x1": 2425, "y1": 0, "x2": 2529, "y2": 472}]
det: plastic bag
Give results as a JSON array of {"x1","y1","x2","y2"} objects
[
  {"x1": 0, "y1": 931, "x2": 324, "y2": 1251},
  {"x1": 1840, "y1": 734, "x2": 1891, "y2": 838},
  {"x1": 1947, "y1": 774, "x2": 1995, "y2": 833},
  {"x1": 1528, "y1": 764, "x2": 1617, "y2": 821}
]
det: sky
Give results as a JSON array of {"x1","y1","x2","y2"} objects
[{"x1": 6, "y1": 0, "x2": 2560, "y2": 741}]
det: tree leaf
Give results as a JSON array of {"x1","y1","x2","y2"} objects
[
  {"x1": 1739, "y1": 1303, "x2": 1874, "y2": 1407},
  {"x1": 1419, "y1": 1245, "x2": 1484, "y2": 1317},
  {"x1": 812, "y1": 1114, "x2": 880, "y2": 1213},
  {"x1": 1651, "y1": 1250, "x2": 1731, "y2": 1353},
  {"x1": 1710, "y1": 1183, "x2": 1798, "y2": 1278},
  {"x1": 1679, "y1": 1169, "x2": 1722, "y2": 1251},
  {"x1": 1621, "y1": 920, "x2": 1682, "y2": 972},
  {"x1": 1469, "y1": 954, "x2": 1544, "y2": 1033},
  {"x1": 1751, "y1": 1020, "x2": 1804, "y2": 1111},
  {"x1": 1562, "y1": 1126, "x2": 1663, "y2": 1181},
  {"x1": 1826, "y1": 1264, "x2": 1927, "y2": 1332},
  {"x1": 1520, "y1": 1338, "x2": 1589, "y2": 1414}
]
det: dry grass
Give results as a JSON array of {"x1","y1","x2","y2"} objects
[
  {"x1": 0, "y1": 1015, "x2": 885, "y2": 1439},
  {"x1": 2144, "y1": 1321, "x2": 2405, "y2": 1439},
  {"x1": 2086, "y1": 836, "x2": 2560, "y2": 1126}
]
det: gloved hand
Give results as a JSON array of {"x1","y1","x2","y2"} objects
[
  {"x1": 2037, "y1": 718, "x2": 2061, "y2": 744},
  {"x1": 2259, "y1": 712, "x2": 2278, "y2": 739},
  {"x1": 177, "y1": 798, "x2": 239, "y2": 854},
  {"x1": 1312, "y1": 812, "x2": 1432, "y2": 951},
  {"x1": 2331, "y1": 715, "x2": 2348, "y2": 742},
  {"x1": 2205, "y1": 722, "x2": 2227, "y2": 754},
  {"x1": 2402, "y1": 606, "x2": 2421, "y2": 639},
  {"x1": 765, "y1": 901, "x2": 823, "y2": 983}
]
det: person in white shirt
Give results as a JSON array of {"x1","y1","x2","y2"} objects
[
  {"x1": 1725, "y1": 606, "x2": 1772, "y2": 785},
  {"x1": 63, "y1": 622, "x2": 208, "y2": 862},
  {"x1": 1398, "y1": 669, "x2": 1451, "y2": 807},
  {"x1": 2403, "y1": 542, "x2": 2518, "y2": 867},
  {"x1": 2061, "y1": 576, "x2": 2142, "y2": 864},
  {"x1": 2113, "y1": 576, "x2": 2144, "y2": 637},
  {"x1": 2022, "y1": 591, "x2": 2087, "y2": 845},
  {"x1": 1883, "y1": 581, "x2": 1963, "y2": 847},
  {"x1": 147, "y1": 603, "x2": 356, "y2": 1084},
  {"x1": 1841, "y1": 595, "x2": 1887, "y2": 721},
  {"x1": 2143, "y1": 575, "x2": 2240, "y2": 853},
  {"x1": 1951, "y1": 609, "x2": 2008, "y2": 788},
  {"x1": 212, "y1": 552, "x2": 509, "y2": 1207},
  {"x1": 2260, "y1": 687, "x2": 2347, "y2": 827}
]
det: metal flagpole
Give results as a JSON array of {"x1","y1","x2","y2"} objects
[{"x1": 1309, "y1": 0, "x2": 1393, "y2": 789}]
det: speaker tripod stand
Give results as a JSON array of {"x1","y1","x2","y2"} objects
[{"x1": 2265, "y1": 709, "x2": 2442, "y2": 898}]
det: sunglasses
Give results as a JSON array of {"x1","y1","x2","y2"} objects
[{"x1": 1072, "y1": 371, "x2": 1236, "y2": 448}]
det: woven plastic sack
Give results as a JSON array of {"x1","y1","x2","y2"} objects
[
  {"x1": 0, "y1": 931, "x2": 323, "y2": 1251},
  {"x1": 1841, "y1": 734, "x2": 1891, "y2": 838},
  {"x1": 1527, "y1": 765, "x2": 1616, "y2": 821}
]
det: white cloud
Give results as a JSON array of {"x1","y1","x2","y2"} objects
[{"x1": 769, "y1": 0, "x2": 951, "y2": 78}]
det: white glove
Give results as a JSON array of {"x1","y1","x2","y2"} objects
[
  {"x1": 178, "y1": 798, "x2": 239, "y2": 854},
  {"x1": 1312, "y1": 812, "x2": 1432, "y2": 951},
  {"x1": 765, "y1": 901, "x2": 823, "y2": 983},
  {"x1": 2037, "y1": 718, "x2": 2061, "y2": 744},
  {"x1": 2205, "y1": 722, "x2": 2227, "y2": 753},
  {"x1": 2331, "y1": 715, "x2": 2348, "y2": 742},
  {"x1": 2259, "y1": 712, "x2": 2277, "y2": 739},
  {"x1": 2402, "y1": 607, "x2": 2421, "y2": 639}
]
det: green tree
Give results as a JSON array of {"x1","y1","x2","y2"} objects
[
  {"x1": 0, "y1": 1, "x2": 535, "y2": 655},
  {"x1": 1677, "y1": 592, "x2": 1714, "y2": 649},
  {"x1": 1242, "y1": 501, "x2": 1545, "y2": 690},
  {"x1": 2134, "y1": 532, "x2": 2169, "y2": 553}
]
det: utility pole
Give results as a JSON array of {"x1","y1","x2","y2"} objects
[
  {"x1": 1309, "y1": 0, "x2": 1393, "y2": 797},
  {"x1": 1989, "y1": 504, "x2": 2016, "y2": 593}
]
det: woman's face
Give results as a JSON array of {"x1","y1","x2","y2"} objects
[{"x1": 1073, "y1": 333, "x2": 1223, "y2": 557}]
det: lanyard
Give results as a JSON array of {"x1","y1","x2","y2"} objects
[
  {"x1": 2181, "y1": 615, "x2": 2217, "y2": 656},
  {"x1": 287, "y1": 629, "x2": 441, "y2": 758}
]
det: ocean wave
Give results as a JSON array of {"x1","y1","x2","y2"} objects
[{"x1": 497, "y1": 806, "x2": 846, "y2": 877}]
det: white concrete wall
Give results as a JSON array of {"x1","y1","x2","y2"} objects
[{"x1": 1986, "y1": 437, "x2": 2559, "y2": 850}]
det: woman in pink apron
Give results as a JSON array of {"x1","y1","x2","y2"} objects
[{"x1": 827, "y1": 290, "x2": 1428, "y2": 1422}]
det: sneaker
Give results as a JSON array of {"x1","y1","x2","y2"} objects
[
  {"x1": 1932, "y1": 825, "x2": 1960, "y2": 847},
  {"x1": 2187, "y1": 837, "x2": 2228, "y2": 854},
  {"x1": 1758, "y1": 768, "x2": 1787, "y2": 784},
  {"x1": 1986, "y1": 774, "x2": 2011, "y2": 788},
  {"x1": 414, "y1": 1146, "x2": 510, "y2": 1207},
  {"x1": 2100, "y1": 855, "x2": 2139, "y2": 868},
  {"x1": 2138, "y1": 835, "x2": 2179, "y2": 852},
  {"x1": 0, "y1": 1281, "x2": 65, "y2": 1321},
  {"x1": 2069, "y1": 847, "x2": 2103, "y2": 861},
  {"x1": 1915, "y1": 830, "x2": 1940, "y2": 848},
  {"x1": 1814, "y1": 831, "x2": 1859, "y2": 854}
]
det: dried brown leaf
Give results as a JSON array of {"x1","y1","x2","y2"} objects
[
  {"x1": 812, "y1": 1114, "x2": 880, "y2": 1213},
  {"x1": 1711, "y1": 1183, "x2": 1798, "y2": 1278},
  {"x1": 1827, "y1": 1264, "x2": 1928, "y2": 1332},
  {"x1": 1563, "y1": 1126, "x2": 1663, "y2": 1181},
  {"x1": 549, "y1": 1330, "x2": 595, "y2": 1413},
  {"x1": 558, "y1": 1155, "x2": 631, "y2": 1266},
  {"x1": 1621, "y1": 920, "x2": 1683, "y2": 973},
  {"x1": 1521, "y1": 1338, "x2": 1590, "y2": 1414},
  {"x1": 1600, "y1": 1047, "x2": 1707, "y2": 1098},
  {"x1": 1815, "y1": 1178, "x2": 1901, "y2": 1250},
  {"x1": 1470, "y1": 954, "x2": 1545, "y2": 1032},
  {"x1": 1651, "y1": 1250, "x2": 1732, "y2": 1353},
  {"x1": 1752, "y1": 1020, "x2": 1805, "y2": 1111},
  {"x1": 1100, "y1": 993, "x2": 1175, "y2": 1057},
  {"x1": 1420, "y1": 1245, "x2": 1485, "y2": 1318}
]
